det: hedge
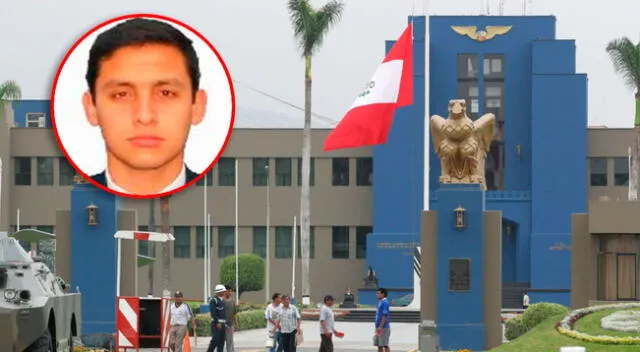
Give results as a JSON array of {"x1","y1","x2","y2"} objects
[
  {"x1": 191, "y1": 309, "x2": 266, "y2": 337},
  {"x1": 505, "y1": 302, "x2": 570, "y2": 341}
]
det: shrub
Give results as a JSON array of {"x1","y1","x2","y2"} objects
[
  {"x1": 504, "y1": 315, "x2": 527, "y2": 341},
  {"x1": 520, "y1": 302, "x2": 569, "y2": 331},
  {"x1": 219, "y1": 254, "x2": 265, "y2": 297},
  {"x1": 192, "y1": 309, "x2": 266, "y2": 337},
  {"x1": 237, "y1": 301, "x2": 265, "y2": 312},
  {"x1": 186, "y1": 301, "x2": 201, "y2": 315}
]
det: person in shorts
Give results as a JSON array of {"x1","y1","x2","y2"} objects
[{"x1": 374, "y1": 288, "x2": 391, "y2": 352}]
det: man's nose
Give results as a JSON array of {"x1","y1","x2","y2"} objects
[{"x1": 134, "y1": 96, "x2": 157, "y2": 125}]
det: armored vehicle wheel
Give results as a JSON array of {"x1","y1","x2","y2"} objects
[{"x1": 25, "y1": 329, "x2": 53, "y2": 352}]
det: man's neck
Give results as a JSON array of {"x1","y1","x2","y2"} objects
[{"x1": 106, "y1": 153, "x2": 185, "y2": 194}]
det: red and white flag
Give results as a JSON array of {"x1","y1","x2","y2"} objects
[{"x1": 324, "y1": 23, "x2": 414, "y2": 152}]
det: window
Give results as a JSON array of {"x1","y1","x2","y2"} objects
[
  {"x1": 457, "y1": 54, "x2": 480, "y2": 120},
  {"x1": 59, "y1": 157, "x2": 75, "y2": 185},
  {"x1": 356, "y1": 158, "x2": 373, "y2": 186},
  {"x1": 483, "y1": 54, "x2": 504, "y2": 80},
  {"x1": 195, "y1": 226, "x2": 212, "y2": 258},
  {"x1": 296, "y1": 226, "x2": 315, "y2": 259},
  {"x1": 25, "y1": 112, "x2": 46, "y2": 128},
  {"x1": 297, "y1": 157, "x2": 315, "y2": 186},
  {"x1": 218, "y1": 158, "x2": 236, "y2": 186},
  {"x1": 590, "y1": 157, "x2": 608, "y2": 186},
  {"x1": 253, "y1": 158, "x2": 269, "y2": 186},
  {"x1": 275, "y1": 226, "x2": 293, "y2": 259},
  {"x1": 356, "y1": 226, "x2": 372, "y2": 259},
  {"x1": 253, "y1": 227, "x2": 267, "y2": 258},
  {"x1": 332, "y1": 226, "x2": 350, "y2": 259},
  {"x1": 332, "y1": 158, "x2": 349, "y2": 186},
  {"x1": 485, "y1": 81, "x2": 505, "y2": 191},
  {"x1": 613, "y1": 157, "x2": 629, "y2": 186},
  {"x1": 14, "y1": 157, "x2": 31, "y2": 186},
  {"x1": 275, "y1": 158, "x2": 292, "y2": 186},
  {"x1": 36, "y1": 157, "x2": 54, "y2": 186},
  {"x1": 173, "y1": 226, "x2": 191, "y2": 258},
  {"x1": 218, "y1": 226, "x2": 235, "y2": 258},
  {"x1": 196, "y1": 169, "x2": 213, "y2": 186},
  {"x1": 137, "y1": 225, "x2": 156, "y2": 257}
]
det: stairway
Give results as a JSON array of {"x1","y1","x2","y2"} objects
[
  {"x1": 502, "y1": 282, "x2": 529, "y2": 309},
  {"x1": 302, "y1": 309, "x2": 421, "y2": 323}
]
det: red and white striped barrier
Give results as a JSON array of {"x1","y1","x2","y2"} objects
[
  {"x1": 161, "y1": 298, "x2": 172, "y2": 349},
  {"x1": 116, "y1": 296, "x2": 140, "y2": 350}
]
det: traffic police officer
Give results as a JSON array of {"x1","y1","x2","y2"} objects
[{"x1": 207, "y1": 284, "x2": 228, "y2": 352}]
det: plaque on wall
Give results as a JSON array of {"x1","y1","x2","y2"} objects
[{"x1": 448, "y1": 258, "x2": 471, "y2": 291}]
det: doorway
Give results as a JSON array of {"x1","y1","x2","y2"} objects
[
  {"x1": 597, "y1": 235, "x2": 639, "y2": 301},
  {"x1": 502, "y1": 220, "x2": 517, "y2": 284}
]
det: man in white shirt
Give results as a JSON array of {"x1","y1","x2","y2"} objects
[
  {"x1": 265, "y1": 293, "x2": 283, "y2": 352},
  {"x1": 319, "y1": 295, "x2": 342, "y2": 352},
  {"x1": 168, "y1": 290, "x2": 196, "y2": 352},
  {"x1": 522, "y1": 291, "x2": 530, "y2": 310},
  {"x1": 275, "y1": 294, "x2": 301, "y2": 352}
]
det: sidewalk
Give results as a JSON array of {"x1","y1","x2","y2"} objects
[{"x1": 190, "y1": 321, "x2": 419, "y2": 351}]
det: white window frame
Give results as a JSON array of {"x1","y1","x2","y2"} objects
[{"x1": 25, "y1": 112, "x2": 46, "y2": 128}]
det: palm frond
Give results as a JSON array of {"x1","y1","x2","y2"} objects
[
  {"x1": 287, "y1": 0, "x2": 344, "y2": 57},
  {"x1": 287, "y1": 0, "x2": 316, "y2": 57},
  {"x1": 0, "y1": 80, "x2": 22, "y2": 101},
  {"x1": 606, "y1": 37, "x2": 640, "y2": 91}
]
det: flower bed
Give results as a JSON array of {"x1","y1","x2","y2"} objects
[
  {"x1": 556, "y1": 303, "x2": 640, "y2": 345},
  {"x1": 601, "y1": 310, "x2": 640, "y2": 333}
]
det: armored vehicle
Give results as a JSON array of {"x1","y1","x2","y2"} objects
[{"x1": 0, "y1": 230, "x2": 82, "y2": 352}]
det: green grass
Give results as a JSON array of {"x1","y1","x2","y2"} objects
[
  {"x1": 489, "y1": 313, "x2": 639, "y2": 352},
  {"x1": 573, "y1": 309, "x2": 640, "y2": 338}
]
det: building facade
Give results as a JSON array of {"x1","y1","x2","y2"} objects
[{"x1": 1, "y1": 15, "x2": 638, "y2": 307}]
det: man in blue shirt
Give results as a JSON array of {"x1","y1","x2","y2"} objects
[
  {"x1": 207, "y1": 284, "x2": 228, "y2": 352},
  {"x1": 374, "y1": 288, "x2": 391, "y2": 352}
]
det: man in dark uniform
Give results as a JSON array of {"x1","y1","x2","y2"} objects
[{"x1": 207, "y1": 284, "x2": 228, "y2": 352}]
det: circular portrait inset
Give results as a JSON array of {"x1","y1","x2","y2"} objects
[{"x1": 51, "y1": 13, "x2": 236, "y2": 199}]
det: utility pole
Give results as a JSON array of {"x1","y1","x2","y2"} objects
[
  {"x1": 160, "y1": 196, "x2": 171, "y2": 298},
  {"x1": 148, "y1": 198, "x2": 156, "y2": 295}
]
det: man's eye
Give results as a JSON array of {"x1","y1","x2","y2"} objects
[
  {"x1": 113, "y1": 91, "x2": 128, "y2": 99},
  {"x1": 161, "y1": 90, "x2": 175, "y2": 97}
]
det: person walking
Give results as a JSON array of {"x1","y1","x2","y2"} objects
[
  {"x1": 168, "y1": 290, "x2": 196, "y2": 352},
  {"x1": 223, "y1": 285, "x2": 238, "y2": 352},
  {"x1": 275, "y1": 294, "x2": 301, "y2": 352},
  {"x1": 374, "y1": 288, "x2": 391, "y2": 352},
  {"x1": 522, "y1": 291, "x2": 530, "y2": 310},
  {"x1": 207, "y1": 284, "x2": 228, "y2": 352},
  {"x1": 319, "y1": 295, "x2": 342, "y2": 352},
  {"x1": 265, "y1": 293, "x2": 283, "y2": 352}
]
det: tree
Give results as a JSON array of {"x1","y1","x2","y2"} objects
[
  {"x1": 287, "y1": 0, "x2": 345, "y2": 303},
  {"x1": 219, "y1": 253, "x2": 265, "y2": 298},
  {"x1": 606, "y1": 37, "x2": 640, "y2": 200},
  {"x1": 0, "y1": 80, "x2": 21, "y2": 110}
]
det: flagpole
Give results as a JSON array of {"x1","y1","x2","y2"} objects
[
  {"x1": 424, "y1": 2, "x2": 431, "y2": 211},
  {"x1": 629, "y1": 146, "x2": 632, "y2": 201},
  {"x1": 207, "y1": 213, "x2": 212, "y2": 297},
  {"x1": 292, "y1": 216, "x2": 297, "y2": 300},
  {"x1": 234, "y1": 159, "x2": 240, "y2": 302},
  {"x1": 203, "y1": 173, "x2": 207, "y2": 302}
]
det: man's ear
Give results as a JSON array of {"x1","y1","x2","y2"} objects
[
  {"x1": 191, "y1": 89, "x2": 207, "y2": 126},
  {"x1": 82, "y1": 91, "x2": 99, "y2": 126}
]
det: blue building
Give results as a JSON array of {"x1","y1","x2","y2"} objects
[{"x1": 365, "y1": 15, "x2": 587, "y2": 307}]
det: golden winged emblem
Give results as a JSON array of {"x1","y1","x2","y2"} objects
[{"x1": 450, "y1": 25, "x2": 513, "y2": 42}]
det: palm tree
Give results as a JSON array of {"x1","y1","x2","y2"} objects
[
  {"x1": 287, "y1": 0, "x2": 345, "y2": 302},
  {"x1": 606, "y1": 37, "x2": 640, "y2": 200},
  {"x1": 0, "y1": 80, "x2": 22, "y2": 111},
  {"x1": 160, "y1": 196, "x2": 171, "y2": 297}
]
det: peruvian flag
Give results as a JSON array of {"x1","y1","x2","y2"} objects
[{"x1": 323, "y1": 23, "x2": 413, "y2": 152}]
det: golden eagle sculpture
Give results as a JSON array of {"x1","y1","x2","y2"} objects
[
  {"x1": 430, "y1": 99, "x2": 495, "y2": 190},
  {"x1": 450, "y1": 25, "x2": 512, "y2": 42}
]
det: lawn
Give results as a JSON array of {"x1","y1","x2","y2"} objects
[
  {"x1": 573, "y1": 309, "x2": 640, "y2": 338},
  {"x1": 489, "y1": 313, "x2": 639, "y2": 352}
]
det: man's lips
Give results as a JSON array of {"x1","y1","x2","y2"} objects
[{"x1": 128, "y1": 135, "x2": 164, "y2": 147}]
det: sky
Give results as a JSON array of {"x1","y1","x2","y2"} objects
[{"x1": 1, "y1": 0, "x2": 639, "y2": 128}]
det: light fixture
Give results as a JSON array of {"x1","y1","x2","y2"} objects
[
  {"x1": 86, "y1": 203, "x2": 98, "y2": 226},
  {"x1": 454, "y1": 205, "x2": 467, "y2": 230}
]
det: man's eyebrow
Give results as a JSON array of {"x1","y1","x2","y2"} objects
[{"x1": 100, "y1": 79, "x2": 188, "y2": 89}]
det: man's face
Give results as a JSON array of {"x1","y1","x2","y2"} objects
[
  {"x1": 283, "y1": 296, "x2": 290, "y2": 306},
  {"x1": 225, "y1": 290, "x2": 232, "y2": 299},
  {"x1": 174, "y1": 296, "x2": 183, "y2": 304},
  {"x1": 325, "y1": 299, "x2": 334, "y2": 307},
  {"x1": 83, "y1": 43, "x2": 207, "y2": 171},
  {"x1": 274, "y1": 296, "x2": 281, "y2": 305},
  {"x1": 376, "y1": 291, "x2": 383, "y2": 300}
]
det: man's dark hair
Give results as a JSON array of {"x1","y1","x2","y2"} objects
[
  {"x1": 224, "y1": 284, "x2": 232, "y2": 291},
  {"x1": 281, "y1": 294, "x2": 290, "y2": 300},
  {"x1": 377, "y1": 288, "x2": 388, "y2": 298},
  {"x1": 272, "y1": 293, "x2": 281, "y2": 301},
  {"x1": 85, "y1": 17, "x2": 201, "y2": 97}
]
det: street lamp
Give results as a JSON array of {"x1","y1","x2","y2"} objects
[{"x1": 265, "y1": 163, "x2": 271, "y2": 304}]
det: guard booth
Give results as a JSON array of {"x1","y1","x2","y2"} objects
[{"x1": 114, "y1": 230, "x2": 174, "y2": 351}]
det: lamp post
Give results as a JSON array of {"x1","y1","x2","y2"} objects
[{"x1": 265, "y1": 163, "x2": 271, "y2": 304}]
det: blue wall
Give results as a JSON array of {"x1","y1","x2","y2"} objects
[
  {"x1": 370, "y1": 15, "x2": 588, "y2": 307},
  {"x1": 10, "y1": 100, "x2": 52, "y2": 128},
  {"x1": 70, "y1": 183, "x2": 119, "y2": 334}
]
